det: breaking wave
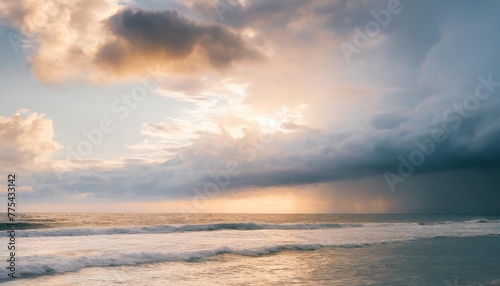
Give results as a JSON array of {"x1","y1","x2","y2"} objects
[
  {"x1": 18, "y1": 222, "x2": 363, "y2": 237},
  {"x1": 0, "y1": 241, "x2": 406, "y2": 278}
]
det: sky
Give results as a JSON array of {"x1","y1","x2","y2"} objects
[{"x1": 0, "y1": 0, "x2": 499, "y2": 213}]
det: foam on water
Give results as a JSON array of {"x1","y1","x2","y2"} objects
[
  {"x1": 3, "y1": 215, "x2": 500, "y2": 284},
  {"x1": 0, "y1": 241, "x2": 414, "y2": 277},
  {"x1": 3, "y1": 220, "x2": 499, "y2": 279},
  {"x1": 15, "y1": 219, "x2": 500, "y2": 237},
  {"x1": 17, "y1": 222, "x2": 363, "y2": 237}
]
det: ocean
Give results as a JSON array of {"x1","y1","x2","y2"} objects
[{"x1": 1, "y1": 213, "x2": 499, "y2": 285}]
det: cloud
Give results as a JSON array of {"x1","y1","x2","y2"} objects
[
  {"x1": 156, "y1": 76, "x2": 244, "y2": 107},
  {"x1": 0, "y1": 0, "x2": 120, "y2": 83},
  {"x1": 0, "y1": 111, "x2": 62, "y2": 172},
  {"x1": 370, "y1": 109, "x2": 411, "y2": 130},
  {"x1": 0, "y1": 1, "x2": 260, "y2": 83},
  {"x1": 95, "y1": 8, "x2": 260, "y2": 76},
  {"x1": 4, "y1": 1, "x2": 500, "y2": 214},
  {"x1": 191, "y1": 0, "x2": 313, "y2": 29},
  {"x1": 23, "y1": 119, "x2": 500, "y2": 213},
  {"x1": 20, "y1": 111, "x2": 500, "y2": 214}
]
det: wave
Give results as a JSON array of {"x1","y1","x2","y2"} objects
[
  {"x1": 487, "y1": 279, "x2": 500, "y2": 286},
  {"x1": 0, "y1": 241, "x2": 405, "y2": 278},
  {"x1": 0, "y1": 222, "x2": 49, "y2": 231},
  {"x1": 18, "y1": 222, "x2": 363, "y2": 237},
  {"x1": 6, "y1": 234, "x2": 500, "y2": 279},
  {"x1": 417, "y1": 219, "x2": 500, "y2": 225},
  {"x1": 417, "y1": 221, "x2": 453, "y2": 226},
  {"x1": 464, "y1": 218, "x2": 500, "y2": 224}
]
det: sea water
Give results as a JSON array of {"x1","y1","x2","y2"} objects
[{"x1": 0, "y1": 213, "x2": 499, "y2": 285}]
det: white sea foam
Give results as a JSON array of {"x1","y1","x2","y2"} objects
[
  {"x1": 4, "y1": 214, "x2": 500, "y2": 285},
  {"x1": 3, "y1": 220, "x2": 499, "y2": 280},
  {"x1": 0, "y1": 242, "x2": 408, "y2": 277},
  {"x1": 17, "y1": 223, "x2": 363, "y2": 237}
]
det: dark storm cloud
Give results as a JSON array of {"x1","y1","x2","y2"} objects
[
  {"x1": 370, "y1": 110, "x2": 410, "y2": 130},
  {"x1": 314, "y1": 169, "x2": 500, "y2": 214},
  {"x1": 196, "y1": 0, "x2": 458, "y2": 79},
  {"x1": 23, "y1": 116, "x2": 500, "y2": 213},
  {"x1": 95, "y1": 8, "x2": 260, "y2": 72}
]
